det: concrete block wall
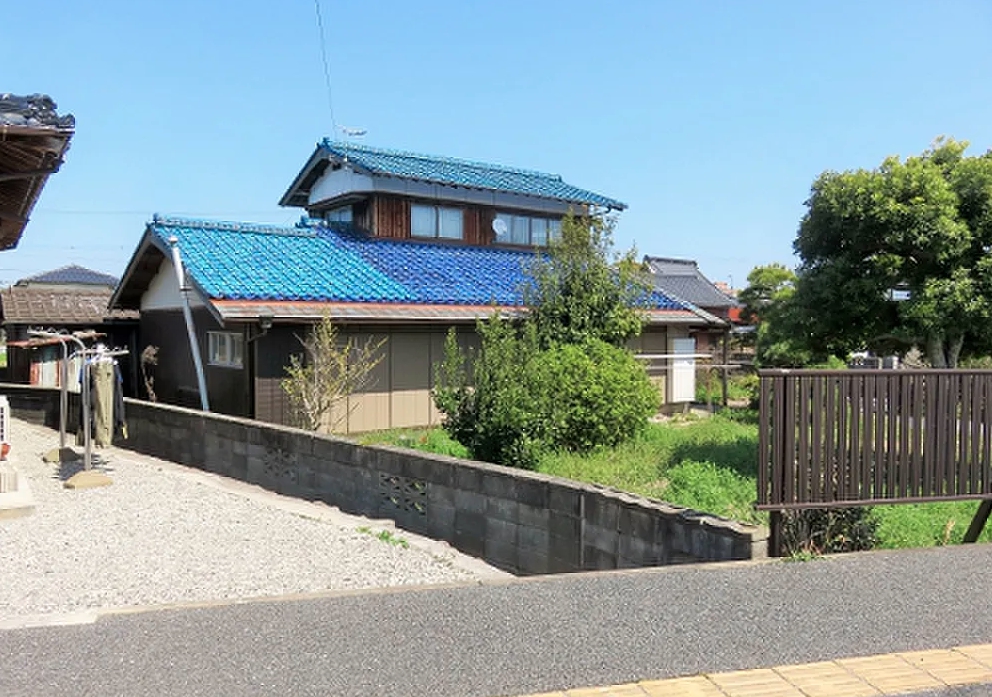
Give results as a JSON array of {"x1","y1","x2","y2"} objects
[{"x1": 1, "y1": 385, "x2": 768, "y2": 573}]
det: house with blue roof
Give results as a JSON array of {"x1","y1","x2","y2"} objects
[{"x1": 111, "y1": 142, "x2": 722, "y2": 433}]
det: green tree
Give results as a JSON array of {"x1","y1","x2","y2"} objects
[
  {"x1": 795, "y1": 137, "x2": 992, "y2": 367},
  {"x1": 525, "y1": 214, "x2": 648, "y2": 348}
]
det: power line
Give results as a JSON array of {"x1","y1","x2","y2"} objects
[{"x1": 313, "y1": 0, "x2": 337, "y2": 133}]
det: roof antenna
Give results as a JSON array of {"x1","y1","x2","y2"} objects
[{"x1": 338, "y1": 125, "x2": 367, "y2": 139}]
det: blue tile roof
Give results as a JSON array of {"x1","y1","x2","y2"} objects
[
  {"x1": 147, "y1": 216, "x2": 684, "y2": 311},
  {"x1": 317, "y1": 141, "x2": 626, "y2": 210}
]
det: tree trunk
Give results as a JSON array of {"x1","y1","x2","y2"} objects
[
  {"x1": 926, "y1": 334, "x2": 947, "y2": 368},
  {"x1": 925, "y1": 332, "x2": 965, "y2": 368},
  {"x1": 947, "y1": 333, "x2": 965, "y2": 368}
]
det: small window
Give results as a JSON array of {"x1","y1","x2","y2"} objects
[
  {"x1": 208, "y1": 331, "x2": 244, "y2": 368},
  {"x1": 411, "y1": 204, "x2": 463, "y2": 240},
  {"x1": 325, "y1": 206, "x2": 352, "y2": 223},
  {"x1": 531, "y1": 218, "x2": 549, "y2": 247},
  {"x1": 438, "y1": 207, "x2": 463, "y2": 239}
]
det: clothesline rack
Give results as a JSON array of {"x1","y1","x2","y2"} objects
[{"x1": 25, "y1": 330, "x2": 129, "y2": 471}]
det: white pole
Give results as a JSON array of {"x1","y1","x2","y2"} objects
[{"x1": 168, "y1": 236, "x2": 210, "y2": 411}]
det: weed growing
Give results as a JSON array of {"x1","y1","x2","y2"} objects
[{"x1": 357, "y1": 526, "x2": 410, "y2": 549}]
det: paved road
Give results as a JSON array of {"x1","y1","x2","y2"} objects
[{"x1": 2, "y1": 543, "x2": 991, "y2": 696}]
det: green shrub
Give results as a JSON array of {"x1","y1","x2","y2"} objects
[
  {"x1": 434, "y1": 323, "x2": 658, "y2": 468},
  {"x1": 696, "y1": 370, "x2": 759, "y2": 405},
  {"x1": 434, "y1": 320, "x2": 546, "y2": 468},
  {"x1": 535, "y1": 340, "x2": 658, "y2": 452}
]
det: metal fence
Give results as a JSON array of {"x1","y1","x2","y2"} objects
[{"x1": 758, "y1": 369, "x2": 992, "y2": 510}]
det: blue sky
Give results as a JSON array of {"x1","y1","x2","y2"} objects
[{"x1": 4, "y1": 1, "x2": 991, "y2": 290}]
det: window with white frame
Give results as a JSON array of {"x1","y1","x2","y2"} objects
[
  {"x1": 494, "y1": 213, "x2": 561, "y2": 246},
  {"x1": 208, "y1": 331, "x2": 244, "y2": 368},
  {"x1": 411, "y1": 203, "x2": 463, "y2": 239}
]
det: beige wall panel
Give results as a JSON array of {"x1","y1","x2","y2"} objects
[
  {"x1": 391, "y1": 388, "x2": 433, "y2": 429},
  {"x1": 345, "y1": 391, "x2": 391, "y2": 433},
  {"x1": 639, "y1": 326, "x2": 669, "y2": 353},
  {"x1": 388, "y1": 331, "x2": 432, "y2": 428},
  {"x1": 391, "y1": 332, "x2": 430, "y2": 392},
  {"x1": 323, "y1": 395, "x2": 354, "y2": 434}
]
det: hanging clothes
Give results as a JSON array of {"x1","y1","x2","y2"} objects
[
  {"x1": 77, "y1": 357, "x2": 128, "y2": 446},
  {"x1": 91, "y1": 360, "x2": 115, "y2": 447}
]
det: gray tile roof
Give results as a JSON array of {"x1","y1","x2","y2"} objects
[
  {"x1": 644, "y1": 256, "x2": 739, "y2": 310},
  {"x1": 17, "y1": 264, "x2": 119, "y2": 287}
]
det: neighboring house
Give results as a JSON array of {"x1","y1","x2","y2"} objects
[
  {"x1": 111, "y1": 142, "x2": 723, "y2": 433},
  {"x1": 643, "y1": 256, "x2": 740, "y2": 360},
  {"x1": 0, "y1": 265, "x2": 138, "y2": 390},
  {"x1": 0, "y1": 94, "x2": 75, "y2": 250}
]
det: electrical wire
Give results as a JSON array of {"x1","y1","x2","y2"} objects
[{"x1": 313, "y1": 0, "x2": 337, "y2": 134}]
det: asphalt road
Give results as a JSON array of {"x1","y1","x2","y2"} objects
[{"x1": 2, "y1": 544, "x2": 991, "y2": 697}]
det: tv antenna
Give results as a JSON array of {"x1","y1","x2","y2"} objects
[{"x1": 339, "y1": 125, "x2": 367, "y2": 138}]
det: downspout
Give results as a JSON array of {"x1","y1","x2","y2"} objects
[{"x1": 168, "y1": 236, "x2": 210, "y2": 411}]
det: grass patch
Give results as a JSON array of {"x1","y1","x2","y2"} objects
[
  {"x1": 871, "y1": 501, "x2": 992, "y2": 548},
  {"x1": 357, "y1": 428, "x2": 469, "y2": 459}
]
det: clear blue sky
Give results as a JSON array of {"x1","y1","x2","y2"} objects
[{"x1": 4, "y1": 1, "x2": 991, "y2": 290}]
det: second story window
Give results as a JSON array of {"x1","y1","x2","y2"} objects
[
  {"x1": 494, "y1": 213, "x2": 562, "y2": 246},
  {"x1": 411, "y1": 204, "x2": 463, "y2": 240}
]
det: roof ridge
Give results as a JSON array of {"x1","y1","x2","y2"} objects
[
  {"x1": 320, "y1": 139, "x2": 564, "y2": 181},
  {"x1": 150, "y1": 215, "x2": 317, "y2": 238}
]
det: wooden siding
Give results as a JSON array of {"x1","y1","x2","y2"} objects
[{"x1": 373, "y1": 195, "x2": 409, "y2": 239}]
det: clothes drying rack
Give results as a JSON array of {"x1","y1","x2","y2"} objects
[{"x1": 26, "y1": 329, "x2": 128, "y2": 471}]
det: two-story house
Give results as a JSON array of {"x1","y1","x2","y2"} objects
[{"x1": 111, "y1": 141, "x2": 723, "y2": 433}]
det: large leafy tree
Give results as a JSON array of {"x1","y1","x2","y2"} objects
[{"x1": 794, "y1": 138, "x2": 992, "y2": 367}]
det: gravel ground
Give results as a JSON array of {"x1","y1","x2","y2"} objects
[{"x1": 0, "y1": 418, "x2": 509, "y2": 624}]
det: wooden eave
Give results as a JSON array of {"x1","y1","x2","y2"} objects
[{"x1": 0, "y1": 123, "x2": 73, "y2": 250}]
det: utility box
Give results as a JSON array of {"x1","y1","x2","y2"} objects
[{"x1": 667, "y1": 337, "x2": 697, "y2": 403}]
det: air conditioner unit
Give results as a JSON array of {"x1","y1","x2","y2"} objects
[{"x1": 0, "y1": 395, "x2": 9, "y2": 448}]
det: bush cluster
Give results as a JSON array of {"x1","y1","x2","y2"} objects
[{"x1": 434, "y1": 322, "x2": 658, "y2": 468}]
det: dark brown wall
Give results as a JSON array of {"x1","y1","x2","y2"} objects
[
  {"x1": 254, "y1": 325, "x2": 301, "y2": 426},
  {"x1": 138, "y1": 308, "x2": 251, "y2": 416},
  {"x1": 370, "y1": 194, "x2": 521, "y2": 247},
  {"x1": 373, "y1": 195, "x2": 409, "y2": 239}
]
